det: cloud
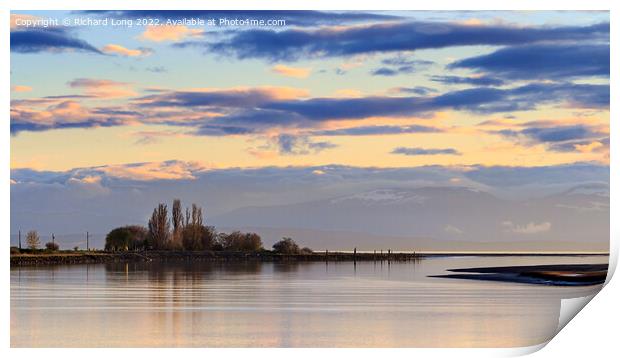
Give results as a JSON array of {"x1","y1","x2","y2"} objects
[
  {"x1": 11, "y1": 85, "x2": 32, "y2": 92},
  {"x1": 95, "y1": 160, "x2": 207, "y2": 181},
  {"x1": 490, "y1": 121, "x2": 609, "y2": 153},
  {"x1": 10, "y1": 99, "x2": 137, "y2": 134},
  {"x1": 312, "y1": 124, "x2": 443, "y2": 136},
  {"x1": 370, "y1": 56, "x2": 433, "y2": 76},
  {"x1": 450, "y1": 44, "x2": 609, "y2": 80},
  {"x1": 101, "y1": 44, "x2": 153, "y2": 57},
  {"x1": 391, "y1": 147, "x2": 460, "y2": 156},
  {"x1": 67, "y1": 78, "x2": 137, "y2": 98},
  {"x1": 276, "y1": 134, "x2": 338, "y2": 155},
  {"x1": 189, "y1": 21, "x2": 609, "y2": 61},
  {"x1": 430, "y1": 75, "x2": 504, "y2": 86},
  {"x1": 139, "y1": 25, "x2": 203, "y2": 42},
  {"x1": 502, "y1": 221, "x2": 551, "y2": 234},
  {"x1": 271, "y1": 65, "x2": 311, "y2": 78},
  {"x1": 136, "y1": 86, "x2": 309, "y2": 108},
  {"x1": 132, "y1": 130, "x2": 185, "y2": 145},
  {"x1": 371, "y1": 67, "x2": 414, "y2": 76},
  {"x1": 253, "y1": 82, "x2": 608, "y2": 123},
  {"x1": 11, "y1": 80, "x2": 609, "y2": 135},
  {"x1": 11, "y1": 28, "x2": 102, "y2": 54},
  {"x1": 392, "y1": 86, "x2": 438, "y2": 96}
]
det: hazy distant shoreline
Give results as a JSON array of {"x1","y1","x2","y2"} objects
[{"x1": 10, "y1": 250, "x2": 608, "y2": 267}]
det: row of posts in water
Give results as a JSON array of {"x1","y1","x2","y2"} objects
[{"x1": 323, "y1": 248, "x2": 419, "y2": 262}]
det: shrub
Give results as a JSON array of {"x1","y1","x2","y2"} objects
[
  {"x1": 272, "y1": 237, "x2": 301, "y2": 254},
  {"x1": 218, "y1": 231, "x2": 263, "y2": 252},
  {"x1": 45, "y1": 242, "x2": 59, "y2": 251},
  {"x1": 105, "y1": 226, "x2": 148, "y2": 251}
]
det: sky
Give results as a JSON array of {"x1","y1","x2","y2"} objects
[{"x1": 10, "y1": 11, "x2": 610, "y2": 250}]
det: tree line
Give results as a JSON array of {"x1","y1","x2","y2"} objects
[{"x1": 104, "y1": 199, "x2": 313, "y2": 254}]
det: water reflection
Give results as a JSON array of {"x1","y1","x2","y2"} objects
[{"x1": 11, "y1": 256, "x2": 606, "y2": 347}]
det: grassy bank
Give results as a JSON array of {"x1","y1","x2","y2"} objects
[{"x1": 10, "y1": 250, "x2": 421, "y2": 267}]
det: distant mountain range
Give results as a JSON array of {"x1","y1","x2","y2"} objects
[{"x1": 213, "y1": 185, "x2": 609, "y2": 252}]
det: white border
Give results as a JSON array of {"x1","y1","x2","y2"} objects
[{"x1": 2, "y1": 1, "x2": 617, "y2": 357}]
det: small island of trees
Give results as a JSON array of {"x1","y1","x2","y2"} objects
[{"x1": 105, "y1": 199, "x2": 311, "y2": 255}]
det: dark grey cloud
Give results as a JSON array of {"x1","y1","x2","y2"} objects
[
  {"x1": 491, "y1": 123, "x2": 608, "y2": 152},
  {"x1": 183, "y1": 21, "x2": 609, "y2": 61},
  {"x1": 312, "y1": 125, "x2": 443, "y2": 136},
  {"x1": 370, "y1": 56, "x2": 434, "y2": 76},
  {"x1": 450, "y1": 44, "x2": 609, "y2": 80},
  {"x1": 277, "y1": 134, "x2": 338, "y2": 155},
  {"x1": 371, "y1": 66, "x2": 415, "y2": 76},
  {"x1": 11, "y1": 28, "x2": 102, "y2": 54},
  {"x1": 394, "y1": 86, "x2": 439, "y2": 96},
  {"x1": 391, "y1": 147, "x2": 460, "y2": 156},
  {"x1": 430, "y1": 75, "x2": 505, "y2": 86}
]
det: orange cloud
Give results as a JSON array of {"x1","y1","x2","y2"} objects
[
  {"x1": 102, "y1": 44, "x2": 152, "y2": 57},
  {"x1": 333, "y1": 89, "x2": 363, "y2": 98},
  {"x1": 271, "y1": 65, "x2": 311, "y2": 78},
  {"x1": 139, "y1": 25, "x2": 202, "y2": 42},
  {"x1": 97, "y1": 161, "x2": 207, "y2": 181},
  {"x1": 67, "y1": 78, "x2": 137, "y2": 98},
  {"x1": 11, "y1": 85, "x2": 33, "y2": 92},
  {"x1": 574, "y1": 141, "x2": 605, "y2": 153}
]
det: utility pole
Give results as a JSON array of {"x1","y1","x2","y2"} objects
[
  {"x1": 18, "y1": 229, "x2": 21, "y2": 250},
  {"x1": 86, "y1": 231, "x2": 89, "y2": 251}
]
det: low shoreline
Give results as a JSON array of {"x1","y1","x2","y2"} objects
[{"x1": 10, "y1": 251, "x2": 608, "y2": 267}]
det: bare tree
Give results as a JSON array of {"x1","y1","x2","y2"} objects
[
  {"x1": 148, "y1": 203, "x2": 170, "y2": 250},
  {"x1": 172, "y1": 199, "x2": 183, "y2": 245},
  {"x1": 26, "y1": 230, "x2": 40, "y2": 250}
]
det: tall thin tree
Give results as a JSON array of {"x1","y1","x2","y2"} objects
[
  {"x1": 172, "y1": 199, "x2": 183, "y2": 244},
  {"x1": 148, "y1": 203, "x2": 170, "y2": 250}
]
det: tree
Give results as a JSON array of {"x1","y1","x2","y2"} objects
[
  {"x1": 26, "y1": 231, "x2": 40, "y2": 250},
  {"x1": 148, "y1": 203, "x2": 170, "y2": 250},
  {"x1": 201, "y1": 225, "x2": 217, "y2": 250},
  {"x1": 218, "y1": 231, "x2": 263, "y2": 252},
  {"x1": 172, "y1": 199, "x2": 184, "y2": 246},
  {"x1": 272, "y1": 237, "x2": 301, "y2": 254},
  {"x1": 181, "y1": 203, "x2": 204, "y2": 250},
  {"x1": 105, "y1": 226, "x2": 148, "y2": 251},
  {"x1": 45, "y1": 241, "x2": 59, "y2": 251}
]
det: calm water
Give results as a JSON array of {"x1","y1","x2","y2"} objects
[{"x1": 11, "y1": 255, "x2": 606, "y2": 347}]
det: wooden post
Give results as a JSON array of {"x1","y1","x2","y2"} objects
[{"x1": 353, "y1": 247, "x2": 357, "y2": 261}]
